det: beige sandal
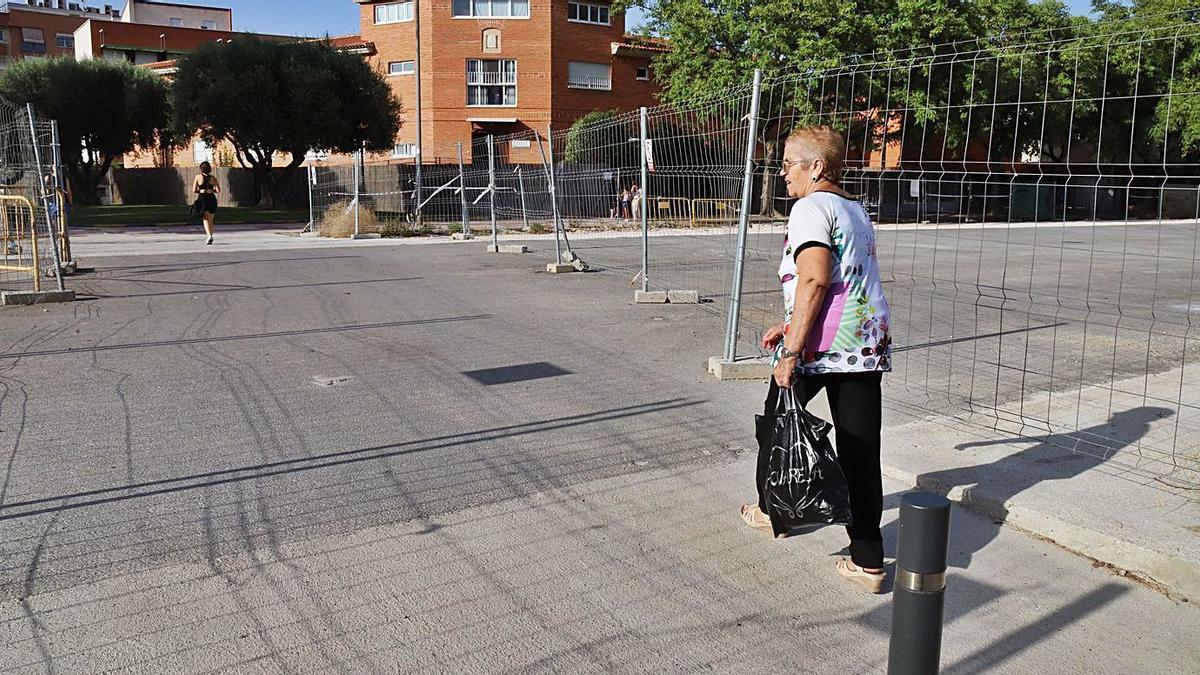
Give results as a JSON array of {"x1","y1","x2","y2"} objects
[
  {"x1": 739, "y1": 504, "x2": 773, "y2": 532},
  {"x1": 836, "y1": 557, "x2": 885, "y2": 593}
]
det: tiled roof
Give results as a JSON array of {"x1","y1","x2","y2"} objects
[
  {"x1": 611, "y1": 35, "x2": 671, "y2": 54},
  {"x1": 317, "y1": 35, "x2": 376, "y2": 54}
]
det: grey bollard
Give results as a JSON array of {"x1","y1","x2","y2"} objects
[{"x1": 888, "y1": 492, "x2": 952, "y2": 675}]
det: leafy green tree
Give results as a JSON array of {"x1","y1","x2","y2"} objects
[
  {"x1": 172, "y1": 37, "x2": 401, "y2": 205},
  {"x1": 564, "y1": 109, "x2": 639, "y2": 167},
  {"x1": 1094, "y1": 0, "x2": 1200, "y2": 162},
  {"x1": 621, "y1": 0, "x2": 1093, "y2": 210},
  {"x1": 0, "y1": 57, "x2": 171, "y2": 204}
]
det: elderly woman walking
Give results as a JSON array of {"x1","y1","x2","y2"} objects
[{"x1": 740, "y1": 125, "x2": 893, "y2": 593}]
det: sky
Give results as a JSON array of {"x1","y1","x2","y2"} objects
[{"x1": 203, "y1": 0, "x2": 1092, "y2": 39}]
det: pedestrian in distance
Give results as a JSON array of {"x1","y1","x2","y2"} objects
[
  {"x1": 630, "y1": 183, "x2": 643, "y2": 221},
  {"x1": 43, "y1": 169, "x2": 72, "y2": 227},
  {"x1": 192, "y1": 161, "x2": 220, "y2": 245},
  {"x1": 742, "y1": 125, "x2": 894, "y2": 593},
  {"x1": 620, "y1": 187, "x2": 632, "y2": 220}
]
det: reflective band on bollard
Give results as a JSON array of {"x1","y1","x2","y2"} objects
[
  {"x1": 888, "y1": 492, "x2": 951, "y2": 675},
  {"x1": 895, "y1": 569, "x2": 946, "y2": 594}
]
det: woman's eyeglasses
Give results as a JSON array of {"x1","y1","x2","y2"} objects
[{"x1": 779, "y1": 157, "x2": 805, "y2": 173}]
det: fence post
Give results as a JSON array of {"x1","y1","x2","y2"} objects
[
  {"x1": 305, "y1": 164, "x2": 316, "y2": 234},
  {"x1": 888, "y1": 492, "x2": 952, "y2": 675},
  {"x1": 26, "y1": 103, "x2": 65, "y2": 292},
  {"x1": 352, "y1": 146, "x2": 361, "y2": 238},
  {"x1": 516, "y1": 166, "x2": 529, "y2": 232},
  {"x1": 457, "y1": 141, "x2": 471, "y2": 237},
  {"x1": 722, "y1": 68, "x2": 763, "y2": 363},
  {"x1": 49, "y1": 119, "x2": 70, "y2": 267},
  {"x1": 488, "y1": 134, "x2": 498, "y2": 249},
  {"x1": 545, "y1": 124, "x2": 564, "y2": 263},
  {"x1": 639, "y1": 106, "x2": 650, "y2": 293}
]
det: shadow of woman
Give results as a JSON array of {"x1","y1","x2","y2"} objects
[{"x1": 883, "y1": 406, "x2": 1174, "y2": 569}]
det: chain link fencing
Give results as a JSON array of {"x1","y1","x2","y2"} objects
[
  {"x1": 301, "y1": 15, "x2": 1200, "y2": 491},
  {"x1": 725, "y1": 16, "x2": 1200, "y2": 491},
  {"x1": 0, "y1": 99, "x2": 66, "y2": 297}
]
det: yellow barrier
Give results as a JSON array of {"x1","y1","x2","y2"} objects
[
  {"x1": 647, "y1": 197, "x2": 692, "y2": 223},
  {"x1": 0, "y1": 194, "x2": 41, "y2": 291},
  {"x1": 52, "y1": 188, "x2": 71, "y2": 265},
  {"x1": 690, "y1": 199, "x2": 740, "y2": 227}
]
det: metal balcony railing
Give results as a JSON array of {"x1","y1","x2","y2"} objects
[
  {"x1": 567, "y1": 76, "x2": 611, "y2": 91},
  {"x1": 466, "y1": 71, "x2": 517, "y2": 85}
]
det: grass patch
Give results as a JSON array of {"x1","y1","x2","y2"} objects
[{"x1": 72, "y1": 205, "x2": 307, "y2": 227}]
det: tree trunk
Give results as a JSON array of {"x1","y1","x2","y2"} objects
[
  {"x1": 264, "y1": 154, "x2": 306, "y2": 208},
  {"x1": 67, "y1": 157, "x2": 112, "y2": 206},
  {"x1": 758, "y1": 137, "x2": 781, "y2": 217},
  {"x1": 251, "y1": 162, "x2": 275, "y2": 207}
]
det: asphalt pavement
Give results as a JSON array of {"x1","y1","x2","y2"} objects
[{"x1": 0, "y1": 230, "x2": 1196, "y2": 672}]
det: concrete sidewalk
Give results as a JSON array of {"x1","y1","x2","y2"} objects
[{"x1": 0, "y1": 459, "x2": 1194, "y2": 673}]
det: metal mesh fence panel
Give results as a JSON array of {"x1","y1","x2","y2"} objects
[
  {"x1": 728, "y1": 16, "x2": 1200, "y2": 490},
  {"x1": 0, "y1": 99, "x2": 63, "y2": 295}
]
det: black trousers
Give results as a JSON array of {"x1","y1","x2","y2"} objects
[{"x1": 758, "y1": 371, "x2": 885, "y2": 569}]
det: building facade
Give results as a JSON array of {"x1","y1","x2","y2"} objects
[
  {"x1": 119, "y1": 0, "x2": 231, "y2": 31},
  {"x1": 354, "y1": 0, "x2": 664, "y2": 163},
  {"x1": 0, "y1": 0, "x2": 231, "y2": 70}
]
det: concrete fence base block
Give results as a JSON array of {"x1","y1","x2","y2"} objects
[
  {"x1": 451, "y1": 232, "x2": 475, "y2": 241},
  {"x1": 707, "y1": 355, "x2": 774, "y2": 380},
  {"x1": 350, "y1": 233, "x2": 382, "y2": 240},
  {"x1": 487, "y1": 244, "x2": 528, "y2": 253},
  {"x1": 667, "y1": 290, "x2": 700, "y2": 304},
  {"x1": 2, "y1": 289, "x2": 76, "y2": 306},
  {"x1": 634, "y1": 290, "x2": 669, "y2": 304},
  {"x1": 546, "y1": 263, "x2": 579, "y2": 274}
]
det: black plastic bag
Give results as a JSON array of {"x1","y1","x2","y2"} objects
[{"x1": 755, "y1": 387, "x2": 853, "y2": 537}]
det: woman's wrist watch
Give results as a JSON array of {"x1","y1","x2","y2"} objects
[{"x1": 779, "y1": 347, "x2": 802, "y2": 360}]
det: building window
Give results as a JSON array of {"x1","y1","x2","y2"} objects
[
  {"x1": 201, "y1": 20, "x2": 217, "y2": 30},
  {"x1": 453, "y1": 0, "x2": 530, "y2": 18},
  {"x1": 636, "y1": 66, "x2": 649, "y2": 80},
  {"x1": 466, "y1": 59, "x2": 517, "y2": 106},
  {"x1": 0, "y1": 28, "x2": 8, "y2": 44},
  {"x1": 21, "y1": 28, "x2": 46, "y2": 55},
  {"x1": 482, "y1": 28, "x2": 501, "y2": 53},
  {"x1": 392, "y1": 143, "x2": 418, "y2": 158},
  {"x1": 567, "y1": 61, "x2": 611, "y2": 90},
  {"x1": 388, "y1": 60, "x2": 415, "y2": 75},
  {"x1": 375, "y1": 1, "x2": 414, "y2": 24},
  {"x1": 568, "y1": 1, "x2": 610, "y2": 25},
  {"x1": 56, "y1": 34, "x2": 75, "y2": 49},
  {"x1": 193, "y1": 139, "x2": 214, "y2": 164},
  {"x1": 0, "y1": 56, "x2": 8, "y2": 71},
  {"x1": 169, "y1": 17, "x2": 183, "y2": 27}
]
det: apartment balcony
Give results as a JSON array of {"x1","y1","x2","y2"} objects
[
  {"x1": 567, "y1": 76, "x2": 611, "y2": 91},
  {"x1": 466, "y1": 72, "x2": 517, "y2": 86}
]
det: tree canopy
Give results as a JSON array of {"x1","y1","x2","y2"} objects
[
  {"x1": 172, "y1": 36, "x2": 402, "y2": 205},
  {"x1": 0, "y1": 57, "x2": 170, "y2": 204},
  {"x1": 620, "y1": 0, "x2": 1200, "y2": 212}
]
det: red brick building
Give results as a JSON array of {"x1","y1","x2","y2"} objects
[{"x1": 353, "y1": 0, "x2": 665, "y2": 163}]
